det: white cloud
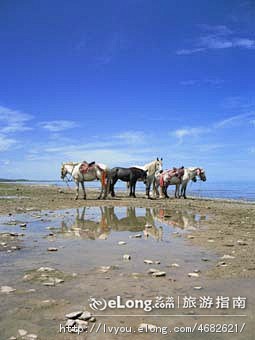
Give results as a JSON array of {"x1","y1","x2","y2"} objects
[
  {"x1": 0, "y1": 134, "x2": 17, "y2": 151},
  {"x1": 114, "y1": 131, "x2": 146, "y2": 144},
  {"x1": 39, "y1": 120, "x2": 78, "y2": 132},
  {"x1": 215, "y1": 112, "x2": 255, "y2": 128},
  {"x1": 171, "y1": 127, "x2": 210, "y2": 141},
  {"x1": 0, "y1": 106, "x2": 33, "y2": 133},
  {"x1": 176, "y1": 24, "x2": 255, "y2": 55}
]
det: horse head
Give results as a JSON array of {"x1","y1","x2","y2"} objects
[
  {"x1": 156, "y1": 157, "x2": 163, "y2": 172},
  {"x1": 142, "y1": 169, "x2": 148, "y2": 184},
  {"x1": 61, "y1": 163, "x2": 68, "y2": 179},
  {"x1": 197, "y1": 168, "x2": 206, "y2": 182}
]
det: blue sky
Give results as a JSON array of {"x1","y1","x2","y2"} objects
[{"x1": 0, "y1": 0, "x2": 254, "y2": 180}]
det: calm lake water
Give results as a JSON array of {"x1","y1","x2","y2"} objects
[{"x1": 8, "y1": 180, "x2": 255, "y2": 202}]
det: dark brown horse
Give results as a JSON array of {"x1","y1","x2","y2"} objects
[{"x1": 109, "y1": 167, "x2": 148, "y2": 198}]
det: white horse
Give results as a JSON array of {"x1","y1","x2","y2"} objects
[
  {"x1": 130, "y1": 158, "x2": 163, "y2": 198},
  {"x1": 180, "y1": 167, "x2": 206, "y2": 199},
  {"x1": 154, "y1": 167, "x2": 206, "y2": 199},
  {"x1": 61, "y1": 161, "x2": 110, "y2": 200}
]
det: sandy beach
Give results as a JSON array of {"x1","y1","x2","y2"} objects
[{"x1": 0, "y1": 183, "x2": 254, "y2": 339}]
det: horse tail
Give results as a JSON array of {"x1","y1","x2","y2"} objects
[{"x1": 101, "y1": 170, "x2": 106, "y2": 187}]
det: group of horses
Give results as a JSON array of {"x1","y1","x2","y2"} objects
[{"x1": 60, "y1": 158, "x2": 206, "y2": 200}]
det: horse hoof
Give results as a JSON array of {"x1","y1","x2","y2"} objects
[{"x1": 83, "y1": 197, "x2": 86, "y2": 200}]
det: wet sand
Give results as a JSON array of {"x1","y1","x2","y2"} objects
[{"x1": 0, "y1": 183, "x2": 254, "y2": 339}]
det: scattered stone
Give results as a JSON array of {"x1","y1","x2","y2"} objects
[
  {"x1": 37, "y1": 267, "x2": 55, "y2": 272},
  {"x1": 123, "y1": 254, "x2": 131, "y2": 260},
  {"x1": 76, "y1": 319, "x2": 88, "y2": 331},
  {"x1": 18, "y1": 329, "x2": 28, "y2": 337},
  {"x1": 188, "y1": 273, "x2": 200, "y2": 278},
  {"x1": 65, "y1": 311, "x2": 83, "y2": 319},
  {"x1": 43, "y1": 282, "x2": 55, "y2": 286},
  {"x1": 129, "y1": 234, "x2": 142, "y2": 238},
  {"x1": 55, "y1": 278, "x2": 64, "y2": 284},
  {"x1": 78, "y1": 311, "x2": 92, "y2": 321},
  {"x1": 237, "y1": 240, "x2": 247, "y2": 246},
  {"x1": 221, "y1": 254, "x2": 235, "y2": 259},
  {"x1": 202, "y1": 258, "x2": 209, "y2": 262},
  {"x1": 147, "y1": 268, "x2": 159, "y2": 274},
  {"x1": 152, "y1": 271, "x2": 166, "y2": 277},
  {"x1": 171, "y1": 263, "x2": 180, "y2": 267},
  {"x1": 24, "y1": 334, "x2": 38, "y2": 340},
  {"x1": 193, "y1": 286, "x2": 203, "y2": 290},
  {"x1": 193, "y1": 269, "x2": 201, "y2": 273},
  {"x1": 207, "y1": 239, "x2": 215, "y2": 243},
  {"x1": 217, "y1": 261, "x2": 227, "y2": 267},
  {"x1": 138, "y1": 323, "x2": 157, "y2": 331},
  {"x1": 118, "y1": 241, "x2": 126, "y2": 245},
  {"x1": 144, "y1": 259, "x2": 154, "y2": 264},
  {"x1": 8, "y1": 337, "x2": 17, "y2": 340},
  {"x1": 154, "y1": 260, "x2": 160, "y2": 264},
  {"x1": 1, "y1": 286, "x2": 16, "y2": 293},
  {"x1": 47, "y1": 247, "x2": 58, "y2": 251},
  {"x1": 65, "y1": 319, "x2": 76, "y2": 327},
  {"x1": 187, "y1": 235, "x2": 195, "y2": 239},
  {"x1": 20, "y1": 223, "x2": 27, "y2": 228},
  {"x1": 98, "y1": 266, "x2": 111, "y2": 273}
]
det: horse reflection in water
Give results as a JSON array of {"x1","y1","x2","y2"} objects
[
  {"x1": 60, "y1": 206, "x2": 164, "y2": 241},
  {"x1": 152, "y1": 208, "x2": 206, "y2": 231}
]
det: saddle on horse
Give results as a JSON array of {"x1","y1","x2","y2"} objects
[
  {"x1": 79, "y1": 161, "x2": 96, "y2": 174},
  {"x1": 160, "y1": 166, "x2": 184, "y2": 187}
]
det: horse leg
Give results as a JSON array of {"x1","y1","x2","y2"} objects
[
  {"x1": 183, "y1": 184, "x2": 187, "y2": 199},
  {"x1": 146, "y1": 181, "x2": 151, "y2": 199},
  {"x1": 129, "y1": 175, "x2": 133, "y2": 197},
  {"x1": 175, "y1": 184, "x2": 180, "y2": 198},
  {"x1": 132, "y1": 180, "x2": 137, "y2": 198},
  {"x1": 165, "y1": 185, "x2": 169, "y2": 198},
  {"x1": 111, "y1": 177, "x2": 118, "y2": 197},
  {"x1": 81, "y1": 181, "x2": 86, "y2": 199},
  {"x1": 75, "y1": 181, "x2": 79, "y2": 200}
]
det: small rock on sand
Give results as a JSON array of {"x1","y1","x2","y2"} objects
[
  {"x1": 193, "y1": 286, "x2": 203, "y2": 290},
  {"x1": 138, "y1": 323, "x2": 157, "y2": 331},
  {"x1": 188, "y1": 272, "x2": 200, "y2": 278},
  {"x1": 152, "y1": 271, "x2": 166, "y2": 277},
  {"x1": 123, "y1": 254, "x2": 131, "y2": 260},
  {"x1": 118, "y1": 241, "x2": 126, "y2": 245},
  {"x1": 147, "y1": 268, "x2": 159, "y2": 274},
  {"x1": 37, "y1": 267, "x2": 55, "y2": 272},
  {"x1": 65, "y1": 319, "x2": 76, "y2": 327},
  {"x1": 171, "y1": 263, "x2": 180, "y2": 267},
  {"x1": 78, "y1": 311, "x2": 92, "y2": 321},
  {"x1": 129, "y1": 234, "x2": 142, "y2": 238},
  {"x1": 18, "y1": 329, "x2": 27, "y2": 336},
  {"x1": 76, "y1": 319, "x2": 88, "y2": 331},
  {"x1": 1, "y1": 286, "x2": 16, "y2": 293},
  {"x1": 221, "y1": 254, "x2": 235, "y2": 259},
  {"x1": 65, "y1": 311, "x2": 83, "y2": 319},
  {"x1": 47, "y1": 247, "x2": 58, "y2": 251},
  {"x1": 144, "y1": 259, "x2": 154, "y2": 264}
]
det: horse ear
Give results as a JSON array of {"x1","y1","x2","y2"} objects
[
  {"x1": 145, "y1": 169, "x2": 148, "y2": 173},
  {"x1": 157, "y1": 157, "x2": 159, "y2": 161},
  {"x1": 161, "y1": 158, "x2": 163, "y2": 161}
]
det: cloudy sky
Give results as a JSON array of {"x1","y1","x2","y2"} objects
[{"x1": 0, "y1": 0, "x2": 254, "y2": 180}]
